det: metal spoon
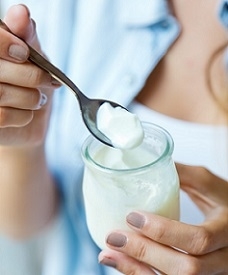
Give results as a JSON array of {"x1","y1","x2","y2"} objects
[{"x1": 0, "y1": 19, "x2": 125, "y2": 147}]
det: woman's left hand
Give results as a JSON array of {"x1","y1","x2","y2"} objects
[{"x1": 99, "y1": 163, "x2": 228, "y2": 275}]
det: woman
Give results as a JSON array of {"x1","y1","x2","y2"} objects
[{"x1": 0, "y1": 1, "x2": 227, "y2": 274}]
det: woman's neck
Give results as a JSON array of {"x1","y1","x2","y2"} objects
[{"x1": 137, "y1": 0, "x2": 228, "y2": 125}]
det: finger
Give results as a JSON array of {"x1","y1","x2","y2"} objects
[
  {"x1": 0, "y1": 4, "x2": 42, "y2": 62},
  {"x1": 0, "y1": 60, "x2": 59, "y2": 88},
  {"x1": 0, "y1": 84, "x2": 47, "y2": 110},
  {"x1": 105, "y1": 230, "x2": 199, "y2": 275},
  {"x1": 126, "y1": 211, "x2": 228, "y2": 255},
  {"x1": 99, "y1": 250, "x2": 157, "y2": 275},
  {"x1": 104, "y1": 233, "x2": 228, "y2": 275},
  {"x1": 4, "y1": 4, "x2": 40, "y2": 48},
  {"x1": 176, "y1": 163, "x2": 228, "y2": 207},
  {"x1": 0, "y1": 107, "x2": 33, "y2": 127},
  {"x1": 0, "y1": 24, "x2": 29, "y2": 62},
  {"x1": 0, "y1": 104, "x2": 50, "y2": 146}
]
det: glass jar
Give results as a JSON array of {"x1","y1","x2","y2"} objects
[{"x1": 81, "y1": 122, "x2": 179, "y2": 249}]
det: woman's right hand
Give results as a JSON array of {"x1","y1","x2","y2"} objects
[{"x1": 0, "y1": 4, "x2": 60, "y2": 147}]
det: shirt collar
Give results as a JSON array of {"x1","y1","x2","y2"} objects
[
  {"x1": 219, "y1": 0, "x2": 228, "y2": 28},
  {"x1": 118, "y1": 0, "x2": 170, "y2": 26}
]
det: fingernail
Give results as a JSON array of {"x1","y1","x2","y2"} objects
[
  {"x1": 106, "y1": 233, "x2": 127, "y2": 248},
  {"x1": 36, "y1": 93, "x2": 47, "y2": 109},
  {"x1": 127, "y1": 212, "x2": 146, "y2": 229},
  {"x1": 99, "y1": 256, "x2": 117, "y2": 269},
  {"x1": 51, "y1": 77, "x2": 61, "y2": 87},
  {"x1": 8, "y1": 44, "x2": 29, "y2": 61}
]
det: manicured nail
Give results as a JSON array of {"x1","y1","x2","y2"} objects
[
  {"x1": 8, "y1": 44, "x2": 29, "y2": 61},
  {"x1": 99, "y1": 256, "x2": 117, "y2": 269},
  {"x1": 36, "y1": 93, "x2": 47, "y2": 109},
  {"x1": 40, "y1": 93, "x2": 47, "y2": 106},
  {"x1": 106, "y1": 233, "x2": 127, "y2": 248},
  {"x1": 51, "y1": 77, "x2": 61, "y2": 86},
  {"x1": 127, "y1": 212, "x2": 145, "y2": 229}
]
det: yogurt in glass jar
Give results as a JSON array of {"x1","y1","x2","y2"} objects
[{"x1": 81, "y1": 121, "x2": 180, "y2": 249}]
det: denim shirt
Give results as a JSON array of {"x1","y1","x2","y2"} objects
[
  {"x1": 47, "y1": 2, "x2": 180, "y2": 273},
  {"x1": 0, "y1": 1, "x2": 227, "y2": 274}
]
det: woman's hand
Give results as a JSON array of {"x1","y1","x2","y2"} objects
[
  {"x1": 0, "y1": 5, "x2": 60, "y2": 237},
  {"x1": 99, "y1": 164, "x2": 228, "y2": 275},
  {"x1": 0, "y1": 4, "x2": 60, "y2": 147}
]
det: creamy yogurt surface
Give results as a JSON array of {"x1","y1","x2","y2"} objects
[
  {"x1": 92, "y1": 144, "x2": 157, "y2": 169},
  {"x1": 97, "y1": 103, "x2": 144, "y2": 149}
]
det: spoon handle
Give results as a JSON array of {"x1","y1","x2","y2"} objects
[
  {"x1": 0, "y1": 19, "x2": 86, "y2": 103},
  {"x1": 28, "y1": 46, "x2": 85, "y2": 101}
]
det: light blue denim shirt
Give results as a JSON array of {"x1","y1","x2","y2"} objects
[{"x1": 0, "y1": 1, "x2": 227, "y2": 274}]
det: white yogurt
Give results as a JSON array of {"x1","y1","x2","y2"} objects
[
  {"x1": 97, "y1": 103, "x2": 144, "y2": 149},
  {"x1": 82, "y1": 122, "x2": 180, "y2": 249}
]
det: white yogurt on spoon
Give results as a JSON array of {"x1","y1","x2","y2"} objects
[{"x1": 96, "y1": 102, "x2": 144, "y2": 149}]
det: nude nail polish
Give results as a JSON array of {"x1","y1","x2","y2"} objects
[
  {"x1": 106, "y1": 233, "x2": 127, "y2": 247},
  {"x1": 99, "y1": 257, "x2": 117, "y2": 269},
  {"x1": 40, "y1": 93, "x2": 48, "y2": 106},
  {"x1": 35, "y1": 93, "x2": 47, "y2": 109},
  {"x1": 127, "y1": 212, "x2": 146, "y2": 229},
  {"x1": 8, "y1": 44, "x2": 29, "y2": 61}
]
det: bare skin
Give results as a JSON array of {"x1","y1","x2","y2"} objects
[
  {"x1": 99, "y1": 1, "x2": 228, "y2": 274},
  {"x1": 0, "y1": 2, "x2": 228, "y2": 275},
  {"x1": 0, "y1": 5, "x2": 59, "y2": 237},
  {"x1": 137, "y1": 0, "x2": 228, "y2": 125},
  {"x1": 99, "y1": 164, "x2": 228, "y2": 274}
]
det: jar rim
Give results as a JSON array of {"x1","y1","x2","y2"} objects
[{"x1": 81, "y1": 122, "x2": 174, "y2": 173}]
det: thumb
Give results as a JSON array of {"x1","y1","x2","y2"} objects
[{"x1": 4, "y1": 4, "x2": 41, "y2": 50}]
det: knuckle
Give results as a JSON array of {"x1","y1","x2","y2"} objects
[
  {"x1": 152, "y1": 221, "x2": 167, "y2": 242},
  {"x1": 196, "y1": 166, "x2": 208, "y2": 174},
  {"x1": 195, "y1": 166, "x2": 211, "y2": 181},
  {"x1": 31, "y1": 89, "x2": 42, "y2": 108},
  {"x1": 27, "y1": 66, "x2": 44, "y2": 86},
  {"x1": 0, "y1": 84, "x2": 8, "y2": 106},
  {"x1": 0, "y1": 60, "x2": 3, "y2": 80},
  {"x1": 0, "y1": 107, "x2": 8, "y2": 127},
  {"x1": 190, "y1": 227, "x2": 212, "y2": 255},
  {"x1": 179, "y1": 257, "x2": 202, "y2": 275},
  {"x1": 0, "y1": 84, "x2": 4, "y2": 103},
  {"x1": 133, "y1": 242, "x2": 148, "y2": 261}
]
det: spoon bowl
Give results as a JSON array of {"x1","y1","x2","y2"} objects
[
  {"x1": 0, "y1": 19, "x2": 125, "y2": 147},
  {"x1": 27, "y1": 44, "x2": 122, "y2": 147}
]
